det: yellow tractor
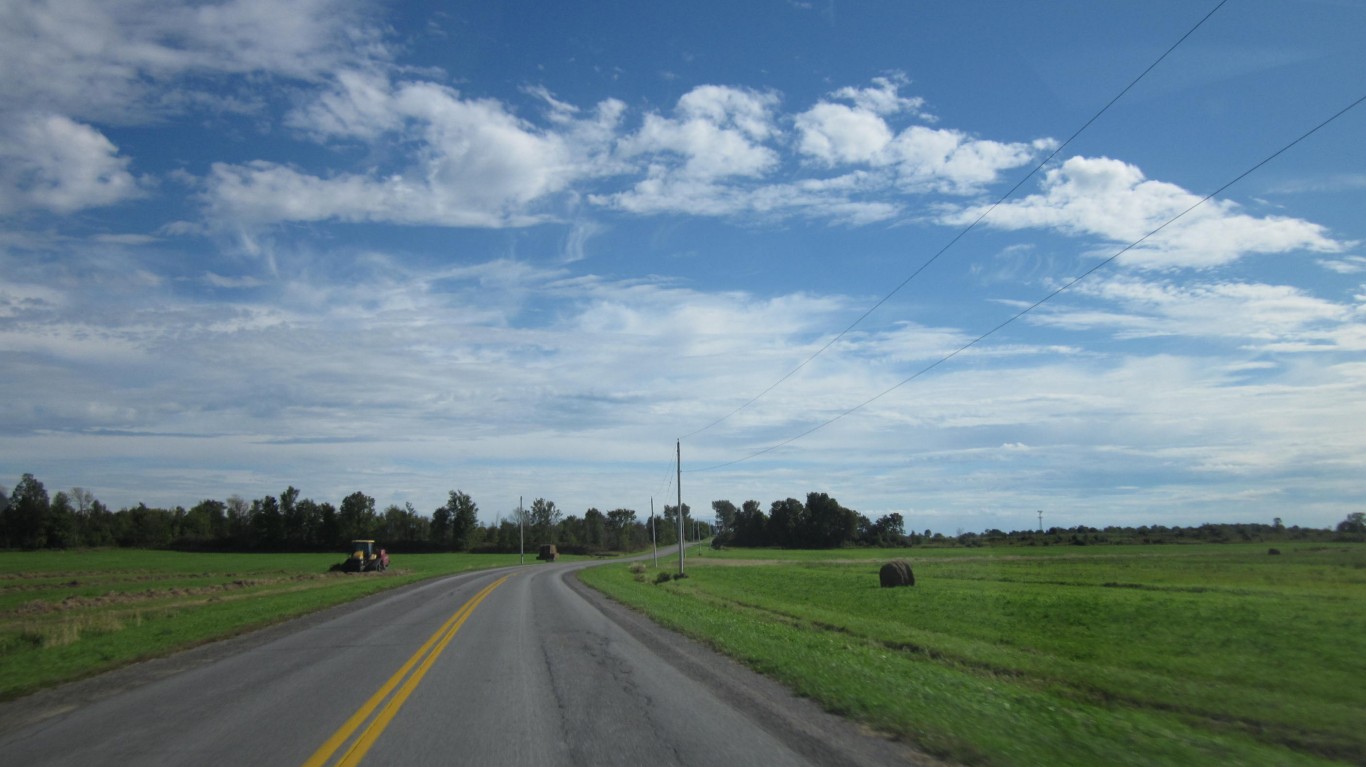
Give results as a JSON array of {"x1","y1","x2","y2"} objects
[{"x1": 340, "y1": 539, "x2": 389, "y2": 572}]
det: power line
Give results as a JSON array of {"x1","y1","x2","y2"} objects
[
  {"x1": 690, "y1": 93, "x2": 1365, "y2": 473},
  {"x1": 680, "y1": 0, "x2": 1229, "y2": 441}
]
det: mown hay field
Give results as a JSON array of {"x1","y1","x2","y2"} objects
[
  {"x1": 581, "y1": 542, "x2": 1366, "y2": 767},
  {"x1": 0, "y1": 549, "x2": 529, "y2": 700}
]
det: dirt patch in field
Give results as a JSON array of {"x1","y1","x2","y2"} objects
[{"x1": 0, "y1": 574, "x2": 341, "y2": 618}]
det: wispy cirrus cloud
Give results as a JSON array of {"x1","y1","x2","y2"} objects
[
  {"x1": 1031, "y1": 275, "x2": 1363, "y2": 351},
  {"x1": 0, "y1": 0, "x2": 378, "y2": 123}
]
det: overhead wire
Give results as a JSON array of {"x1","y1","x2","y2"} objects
[
  {"x1": 679, "y1": 0, "x2": 1230, "y2": 442},
  {"x1": 690, "y1": 93, "x2": 1366, "y2": 473}
]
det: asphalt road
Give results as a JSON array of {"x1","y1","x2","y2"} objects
[{"x1": 0, "y1": 558, "x2": 932, "y2": 766}]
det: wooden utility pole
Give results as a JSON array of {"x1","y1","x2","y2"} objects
[
  {"x1": 650, "y1": 496, "x2": 658, "y2": 567},
  {"x1": 677, "y1": 440, "x2": 684, "y2": 576}
]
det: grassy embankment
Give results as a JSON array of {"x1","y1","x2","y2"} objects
[
  {"x1": 0, "y1": 548, "x2": 552, "y2": 700},
  {"x1": 580, "y1": 543, "x2": 1366, "y2": 767}
]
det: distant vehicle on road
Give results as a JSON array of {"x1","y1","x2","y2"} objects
[{"x1": 537, "y1": 544, "x2": 558, "y2": 562}]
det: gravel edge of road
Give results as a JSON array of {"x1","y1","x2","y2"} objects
[{"x1": 563, "y1": 565, "x2": 949, "y2": 767}]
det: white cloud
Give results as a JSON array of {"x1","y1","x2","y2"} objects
[
  {"x1": 829, "y1": 74, "x2": 930, "y2": 118},
  {"x1": 196, "y1": 72, "x2": 1049, "y2": 228},
  {"x1": 1318, "y1": 255, "x2": 1366, "y2": 274},
  {"x1": 207, "y1": 76, "x2": 627, "y2": 228},
  {"x1": 1038, "y1": 275, "x2": 1361, "y2": 349},
  {"x1": 616, "y1": 85, "x2": 780, "y2": 181},
  {"x1": 0, "y1": 114, "x2": 145, "y2": 214},
  {"x1": 795, "y1": 102, "x2": 894, "y2": 165},
  {"x1": 0, "y1": 0, "x2": 376, "y2": 123},
  {"x1": 950, "y1": 156, "x2": 1347, "y2": 268},
  {"x1": 794, "y1": 74, "x2": 1047, "y2": 194}
]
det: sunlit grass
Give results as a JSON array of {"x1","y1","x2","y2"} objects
[
  {"x1": 0, "y1": 549, "x2": 533, "y2": 700},
  {"x1": 581, "y1": 542, "x2": 1365, "y2": 767}
]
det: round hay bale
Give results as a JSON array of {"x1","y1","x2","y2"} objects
[{"x1": 879, "y1": 559, "x2": 915, "y2": 588}]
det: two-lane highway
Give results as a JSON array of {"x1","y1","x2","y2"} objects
[{"x1": 0, "y1": 560, "x2": 929, "y2": 766}]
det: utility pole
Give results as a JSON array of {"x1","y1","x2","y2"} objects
[
  {"x1": 677, "y1": 439, "x2": 684, "y2": 576},
  {"x1": 519, "y1": 496, "x2": 525, "y2": 564},
  {"x1": 650, "y1": 496, "x2": 658, "y2": 567}
]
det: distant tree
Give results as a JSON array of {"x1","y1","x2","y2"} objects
[
  {"x1": 711, "y1": 500, "x2": 738, "y2": 537},
  {"x1": 766, "y1": 498, "x2": 803, "y2": 548},
  {"x1": 379, "y1": 504, "x2": 422, "y2": 544},
  {"x1": 250, "y1": 495, "x2": 284, "y2": 548},
  {"x1": 120, "y1": 503, "x2": 174, "y2": 548},
  {"x1": 528, "y1": 498, "x2": 561, "y2": 544},
  {"x1": 606, "y1": 508, "x2": 637, "y2": 550},
  {"x1": 225, "y1": 495, "x2": 251, "y2": 546},
  {"x1": 583, "y1": 508, "x2": 606, "y2": 550},
  {"x1": 558, "y1": 514, "x2": 584, "y2": 547},
  {"x1": 338, "y1": 491, "x2": 377, "y2": 544},
  {"x1": 496, "y1": 517, "x2": 520, "y2": 552},
  {"x1": 445, "y1": 491, "x2": 479, "y2": 551},
  {"x1": 314, "y1": 501, "x2": 339, "y2": 548},
  {"x1": 730, "y1": 500, "x2": 767, "y2": 547},
  {"x1": 5, "y1": 474, "x2": 50, "y2": 549},
  {"x1": 82, "y1": 499, "x2": 116, "y2": 547},
  {"x1": 280, "y1": 486, "x2": 306, "y2": 548},
  {"x1": 430, "y1": 505, "x2": 452, "y2": 548},
  {"x1": 804, "y1": 492, "x2": 859, "y2": 548},
  {"x1": 179, "y1": 500, "x2": 218, "y2": 543},
  {"x1": 44, "y1": 491, "x2": 77, "y2": 548},
  {"x1": 1338, "y1": 512, "x2": 1366, "y2": 536},
  {"x1": 862, "y1": 513, "x2": 906, "y2": 547}
]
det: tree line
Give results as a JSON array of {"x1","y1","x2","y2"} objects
[
  {"x1": 0, "y1": 473, "x2": 708, "y2": 554},
  {"x1": 709, "y1": 493, "x2": 909, "y2": 549},
  {"x1": 2, "y1": 472, "x2": 1359, "y2": 553},
  {"x1": 705, "y1": 494, "x2": 1363, "y2": 549}
]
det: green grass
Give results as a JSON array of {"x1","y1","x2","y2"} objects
[
  {"x1": 0, "y1": 549, "x2": 534, "y2": 700},
  {"x1": 581, "y1": 542, "x2": 1366, "y2": 767}
]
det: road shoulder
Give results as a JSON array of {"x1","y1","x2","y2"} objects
[{"x1": 564, "y1": 565, "x2": 948, "y2": 767}]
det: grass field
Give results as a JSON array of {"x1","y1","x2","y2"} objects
[
  {"x1": 580, "y1": 542, "x2": 1366, "y2": 767},
  {"x1": 0, "y1": 548, "x2": 545, "y2": 700}
]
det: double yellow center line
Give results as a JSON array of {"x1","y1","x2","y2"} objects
[{"x1": 302, "y1": 574, "x2": 510, "y2": 767}]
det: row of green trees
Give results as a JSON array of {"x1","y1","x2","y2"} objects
[
  {"x1": 4, "y1": 472, "x2": 1358, "y2": 553},
  {"x1": 0, "y1": 473, "x2": 708, "y2": 553},
  {"x1": 710, "y1": 492, "x2": 907, "y2": 549}
]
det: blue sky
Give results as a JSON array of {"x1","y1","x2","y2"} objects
[{"x1": 2, "y1": 0, "x2": 1363, "y2": 533}]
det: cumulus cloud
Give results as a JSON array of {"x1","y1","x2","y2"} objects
[
  {"x1": 591, "y1": 85, "x2": 782, "y2": 216},
  {"x1": 0, "y1": 114, "x2": 144, "y2": 214},
  {"x1": 949, "y1": 156, "x2": 1347, "y2": 268},
  {"x1": 795, "y1": 75, "x2": 1048, "y2": 194},
  {"x1": 206, "y1": 74, "x2": 626, "y2": 227},
  {"x1": 191, "y1": 69, "x2": 1053, "y2": 228},
  {"x1": 590, "y1": 76, "x2": 1047, "y2": 222}
]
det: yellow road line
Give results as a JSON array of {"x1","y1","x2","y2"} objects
[{"x1": 302, "y1": 575, "x2": 510, "y2": 767}]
